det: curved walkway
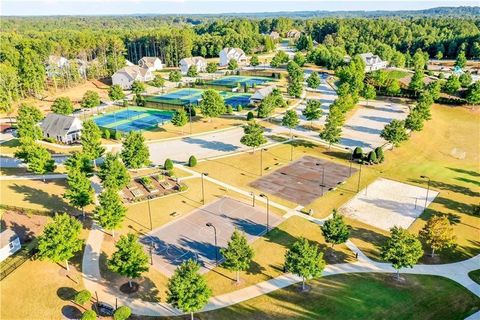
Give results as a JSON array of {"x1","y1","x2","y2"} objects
[{"x1": 82, "y1": 168, "x2": 480, "y2": 318}]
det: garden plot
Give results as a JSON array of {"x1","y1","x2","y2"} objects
[{"x1": 339, "y1": 178, "x2": 439, "y2": 231}]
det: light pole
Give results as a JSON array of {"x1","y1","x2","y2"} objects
[
  {"x1": 201, "y1": 172, "x2": 208, "y2": 204},
  {"x1": 147, "y1": 196, "x2": 153, "y2": 231},
  {"x1": 188, "y1": 105, "x2": 192, "y2": 134},
  {"x1": 206, "y1": 222, "x2": 218, "y2": 266},
  {"x1": 345, "y1": 147, "x2": 353, "y2": 176},
  {"x1": 149, "y1": 240, "x2": 154, "y2": 265},
  {"x1": 420, "y1": 175, "x2": 431, "y2": 209},
  {"x1": 259, "y1": 194, "x2": 270, "y2": 233},
  {"x1": 250, "y1": 192, "x2": 256, "y2": 207},
  {"x1": 357, "y1": 162, "x2": 362, "y2": 193},
  {"x1": 316, "y1": 163, "x2": 326, "y2": 194},
  {"x1": 260, "y1": 148, "x2": 268, "y2": 176}
]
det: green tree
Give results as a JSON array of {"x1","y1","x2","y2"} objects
[
  {"x1": 167, "y1": 259, "x2": 211, "y2": 320},
  {"x1": 250, "y1": 55, "x2": 259, "y2": 67},
  {"x1": 171, "y1": 109, "x2": 188, "y2": 134},
  {"x1": 186, "y1": 65, "x2": 198, "y2": 77},
  {"x1": 188, "y1": 155, "x2": 197, "y2": 167},
  {"x1": 444, "y1": 75, "x2": 461, "y2": 94},
  {"x1": 409, "y1": 70, "x2": 424, "y2": 94},
  {"x1": 404, "y1": 109, "x2": 424, "y2": 132},
  {"x1": 293, "y1": 52, "x2": 306, "y2": 67},
  {"x1": 320, "y1": 104, "x2": 344, "y2": 148},
  {"x1": 150, "y1": 75, "x2": 165, "y2": 88},
  {"x1": 206, "y1": 62, "x2": 218, "y2": 73},
  {"x1": 98, "y1": 153, "x2": 130, "y2": 190},
  {"x1": 74, "y1": 290, "x2": 92, "y2": 305},
  {"x1": 113, "y1": 306, "x2": 132, "y2": 320},
  {"x1": 16, "y1": 103, "x2": 43, "y2": 140},
  {"x1": 164, "y1": 158, "x2": 174, "y2": 170},
  {"x1": 284, "y1": 237, "x2": 326, "y2": 291},
  {"x1": 228, "y1": 59, "x2": 238, "y2": 70},
  {"x1": 455, "y1": 50, "x2": 467, "y2": 69},
  {"x1": 302, "y1": 99, "x2": 322, "y2": 127},
  {"x1": 81, "y1": 90, "x2": 100, "y2": 109},
  {"x1": 81, "y1": 310, "x2": 97, "y2": 320},
  {"x1": 0, "y1": 63, "x2": 19, "y2": 113},
  {"x1": 362, "y1": 84, "x2": 376, "y2": 106},
  {"x1": 380, "y1": 119, "x2": 408, "y2": 148},
  {"x1": 287, "y1": 61, "x2": 303, "y2": 98},
  {"x1": 131, "y1": 81, "x2": 146, "y2": 95},
  {"x1": 426, "y1": 81, "x2": 441, "y2": 100},
  {"x1": 199, "y1": 89, "x2": 226, "y2": 120},
  {"x1": 81, "y1": 120, "x2": 105, "y2": 167},
  {"x1": 459, "y1": 72, "x2": 473, "y2": 88},
  {"x1": 94, "y1": 187, "x2": 126, "y2": 237},
  {"x1": 108, "y1": 84, "x2": 125, "y2": 101},
  {"x1": 386, "y1": 79, "x2": 401, "y2": 95},
  {"x1": 466, "y1": 81, "x2": 480, "y2": 105},
  {"x1": 108, "y1": 233, "x2": 149, "y2": 287},
  {"x1": 51, "y1": 97, "x2": 74, "y2": 115},
  {"x1": 65, "y1": 166, "x2": 94, "y2": 217},
  {"x1": 120, "y1": 131, "x2": 150, "y2": 168},
  {"x1": 321, "y1": 210, "x2": 350, "y2": 247},
  {"x1": 306, "y1": 72, "x2": 320, "y2": 89},
  {"x1": 25, "y1": 143, "x2": 56, "y2": 178},
  {"x1": 419, "y1": 215, "x2": 456, "y2": 256},
  {"x1": 220, "y1": 229, "x2": 254, "y2": 283},
  {"x1": 240, "y1": 121, "x2": 267, "y2": 152},
  {"x1": 169, "y1": 70, "x2": 182, "y2": 82},
  {"x1": 246, "y1": 111, "x2": 254, "y2": 121},
  {"x1": 281, "y1": 109, "x2": 299, "y2": 138},
  {"x1": 37, "y1": 213, "x2": 83, "y2": 271},
  {"x1": 381, "y1": 226, "x2": 423, "y2": 279}
]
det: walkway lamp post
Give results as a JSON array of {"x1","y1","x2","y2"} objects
[
  {"x1": 206, "y1": 222, "x2": 219, "y2": 266},
  {"x1": 201, "y1": 172, "x2": 209, "y2": 204},
  {"x1": 357, "y1": 162, "x2": 363, "y2": 193},
  {"x1": 316, "y1": 163, "x2": 326, "y2": 195},
  {"x1": 250, "y1": 192, "x2": 256, "y2": 207},
  {"x1": 260, "y1": 148, "x2": 268, "y2": 176},
  {"x1": 345, "y1": 147, "x2": 353, "y2": 176},
  {"x1": 420, "y1": 175, "x2": 431, "y2": 209},
  {"x1": 147, "y1": 196, "x2": 153, "y2": 231},
  {"x1": 259, "y1": 194, "x2": 270, "y2": 233}
]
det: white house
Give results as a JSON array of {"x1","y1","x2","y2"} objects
[
  {"x1": 359, "y1": 53, "x2": 388, "y2": 72},
  {"x1": 0, "y1": 229, "x2": 21, "y2": 262},
  {"x1": 286, "y1": 29, "x2": 302, "y2": 39},
  {"x1": 179, "y1": 56, "x2": 207, "y2": 75},
  {"x1": 219, "y1": 47, "x2": 248, "y2": 67},
  {"x1": 125, "y1": 59, "x2": 135, "y2": 66},
  {"x1": 46, "y1": 55, "x2": 70, "y2": 78},
  {"x1": 111, "y1": 65, "x2": 154, "y2": 89},
  {"x1": 250, "y1": 85, "x2": 277, "y2": 104},
  {"x1": 39, "y1": 114, "x2": 83, "y2": 144},
  {"x1": 138, "y1": 57, "x2": 163, "y2": 72},
  {"x1": 73, "y1": 58, "x2": 88, "y2": 79},
  {"x1": 270, "y1": 31, "x2": 281, "y2": 41}
]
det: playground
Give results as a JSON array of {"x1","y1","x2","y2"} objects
[
  {"x1": 140, "y1": 197, "x2": 284, "y2": 276},
  {"x1": 93, "y1": 107, "x2": 173, "y2": 132}
]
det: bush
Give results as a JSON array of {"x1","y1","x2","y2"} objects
[
  {"x1": 188, "y1": 155, "x2": 197, "y2": 167},
  {"x1": 74, "y1": 290, "x2": 92, "y2": 305},
  {"x1": 103, "y1": 129, "x2": 111, "y2": 139},
  {"x1": 178, "y1": 184, "x2": 188, "y2": 192},
  {"x1": 375, "y1": 147, "x2": 384, "y2": 163},
  {"x1": 367, "y1": 150, "x2": 377, "y2": 163},
  {"x1": 184, "y1": 105, "x2": 196, "y2": 117},
  {"x1": 226, "y1": 105, "x2": 234, "y2": 114},
  {"x1": 237, "y1": 105, "x2": 243, "y2": 112},
  {"x1": 246, "y1": 111, "x2": 254, "y2": 121},
  {"x1": 352, "y1": 147, "x2": 363, "y2": 160},
  {"x1": 113, "y1": 306, "x2": 131, "y2": 320},
  {"x1": 114, "y1": 130, "x2": 122, "y2": 140},
  {"x1": 164, "y1": 158, "x2": 174, "y2": 170},
  {"x1": 81, "y1": 310, "x2": 97, "y2": 320}
]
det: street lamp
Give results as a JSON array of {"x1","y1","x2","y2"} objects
[
  {"x1": 206, "y1": 222, "x2": 218, "y2": 266},
  {"x1": 259, "y1": 194, "x2": 270, "y2": 233},
  {"x1": 147, "y1": 196, "x2": 153, "y2": 231},
  {"x1": 201, "y1": 172, "x2": 209, "y2": 204},
  {"x1": 345, "y1": 147, "x2": 353, "y2": 176},
  {"x1": 188, "y1": 104, "x2": 193, "y2": 134},
  {"x1": 260, "y1": 148, "x2": 268, "y2": 176},
  {"x1": 357, "y1": 162, "x2": 363, "y2": 193},
  {"x1": 316, "y1": 163, "x2": 326, "y2": 192},
  {"x1": 250, "y1": 192, "x2": 256, "y2": 207},
  {"x1": 149, "y1": 240, "x2": 154, "y2": 265},
  {"x1": 420, "y1": 175, "x2": 431, "y2": 209}
]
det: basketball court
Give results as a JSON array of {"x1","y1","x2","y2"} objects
[{"x1": 140, "y1": 197, "x2": 284, "y2": 276}]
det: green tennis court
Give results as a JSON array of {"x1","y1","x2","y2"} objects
[
  {"x1": 207, "y1": 75, "x2": 273, "y2": 88},
  {"x1": 93, "y1": 107, "x2": 174, "y2": 132}
]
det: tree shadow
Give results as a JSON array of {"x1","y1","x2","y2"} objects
[
  {"x1": 61, "y1": 305, "x2": 83, "y2": 319},
  {"x1": 447, "y1": 167, "x2": 480, "y2": 178},
  {"x1": 57, "y1": 287, "x2": 77, "y2": 301},
  {"x1": 434, "y1": 196, "x2": 478, "y2": 217},
  {"x1": 349, "y1": 226, "x2": 388, "y2": 261},
  {"x1": 456, "y1": 177, "x2": 480, "y2": 188},
  {"x1": 8, "y1": 183, "x2": 78, "y2": 213},
  {"x1": 408, "y1": 178, "x2": 480, "y2": 198}
]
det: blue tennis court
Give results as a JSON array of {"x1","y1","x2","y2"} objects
[
  {"x1": 93, "y1": 108, "x2": 173, "y2": 132},
  {"x1": 225, "y1": 94, "x2": 251, "y2": 108},
  {"x1": 207, "y1": 76, "x2": 273, "y2": 88},
  {"x1": 146, "y1": 88, "x2": 204, "y2": 105}
]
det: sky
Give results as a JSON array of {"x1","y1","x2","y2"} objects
[{"x1": 1, "y1": 0, "x2": 478, "y2": 16}]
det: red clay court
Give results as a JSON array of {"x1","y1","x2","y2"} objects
[{"x1": 250, "y1": 155, "x2": 357, "y2": 206}]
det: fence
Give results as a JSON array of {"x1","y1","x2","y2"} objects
[{"x1": 0, "y1": 242, "x2": 37, "y2": 281}]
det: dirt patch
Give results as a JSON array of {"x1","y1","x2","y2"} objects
[{"x1": 0, "y1": 210, "x2": 50, "y2": 242}]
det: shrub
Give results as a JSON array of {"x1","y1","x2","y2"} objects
[
  {"x1": 226, "y1": 105, "x2": 234, "y2": 114},
  {"x1": 178, "y1": 184, "x2": 188, "y2": 192},
  {"x1": 375, "y1": 147, "x2": 384, "y2": 163},
  {"x1": 188, "y1": 155, "x2": 197, "y2": 167},
  {"x1": 237, "y1": 105, "x2": 243, "y2": 112},
  {"x1": 113, "y1": 306, "x2": 131, "y2": 320},
  {"x1": 74, "y1": 290, "x2": 92, "y2": 305},
  {"x1": 81, "y1": 310, "x2": 97, "y2": 320},
  {"x1": 246, "y1": 111, "x2": 254, "y2": 121},
  {"x1": 164, "y1": 158, "x2": 174, "y2": 170},
  {"x1": 114, "y1": 130, "x2": 122, "y2": 140},
  {"x1": 368, "y1": 150, "x2": 377, "y2": 163},
  {"x1": 352, "y1": 147, "x2": 363, "y2": 160},
  {"x1": 103, "y1": 129, "x2": 111, "y2": 139}
]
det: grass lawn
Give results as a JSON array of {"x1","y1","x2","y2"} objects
[
  {"x1": 384, "y1": 69, "x2": 410, "y2": 80},
  {"x1": 199, "y1": 273, "x2": 480, "y2": 320},
  {"x1": 0, "y1": 138, "x2": 81, "y2": 156},
  {"x1": 469, "y1": 269, "x2": 480, "y2": 285}
]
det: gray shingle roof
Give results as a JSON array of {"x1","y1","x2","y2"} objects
[{"x1": 40, "y1": 113, "x2": 78, "y2": 137}]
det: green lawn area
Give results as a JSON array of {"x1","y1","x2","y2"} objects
[
  {"x1": 200, "y1": 273, "x2": 480, "y2": 320},
  {"x1": 469, "y1": 269, "x2": 480, "y2": 285},
  {"x1": 384, "y1": 69, "x2": 409, "y2": 80}
]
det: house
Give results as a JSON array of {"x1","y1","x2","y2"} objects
[
  {"x1": 179, "y1": 56, "x2": 207, "y2": 75},
  {"x1": 73, "y1": 59, "x2": 88, "y2": 79},
  {"x1": 219, "y1": 47, "x2": 248, "y2": 67},
  {"x1": 0, "y1": 229, "x2": 21, "y2": 262},
  {"x1": 39, "y1": 114, "x2": 83, "y2": 144},
  {"x1": 138, "y1": 57, "x2": 163, "y2": 72},
  {"x1": 111, "y1": 65, "x2": 154, "y2": 89},
  {"x1": 359, "y1": 53, "x2": 388, "y2": 72},
  {"x1": 270, "y1": 31, "x2": 281, "y2": 41},
  {"x1": 46, "y1": 55, "x2": 70, "y2": 78},
  {"x1": 125, "y1": 60, "x2": 135, "y2": 66},
  {"x1": 250, "y1": 85, "x2": 277, "y2": 104},
  {"x1": 286, "y1": 29, "x2": 302, "y2": 39}
]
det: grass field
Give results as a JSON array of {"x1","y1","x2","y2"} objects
[
  {"x1": 469, "y1": 269, "x2": 480, "y2": 285},
  {"x1": 200, "y1": 273, "x2": 480, "y2": 320}
]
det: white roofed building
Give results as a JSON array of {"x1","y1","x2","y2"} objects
[
  {"x1": 179, "y1": 56, "x2": 207, "y2": 75},
  {"x1": 219, "y1": 47, "x2": 248, "y2": 67},
  {"x1": 359, "y1": 53, "x2": 388, "y2": 72},
  {"x1": 46, "y1": 55, "x2": 70, "y2": 78},
  {"x1": 138, "y1": 57, "x2": 163, "y2": 72},
  {"x1": 111, "y1": 65, "x2": 154, "y2": 89},
  {"x1": 250, "y1": 85, "x2": 277, "y2": 104}
]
